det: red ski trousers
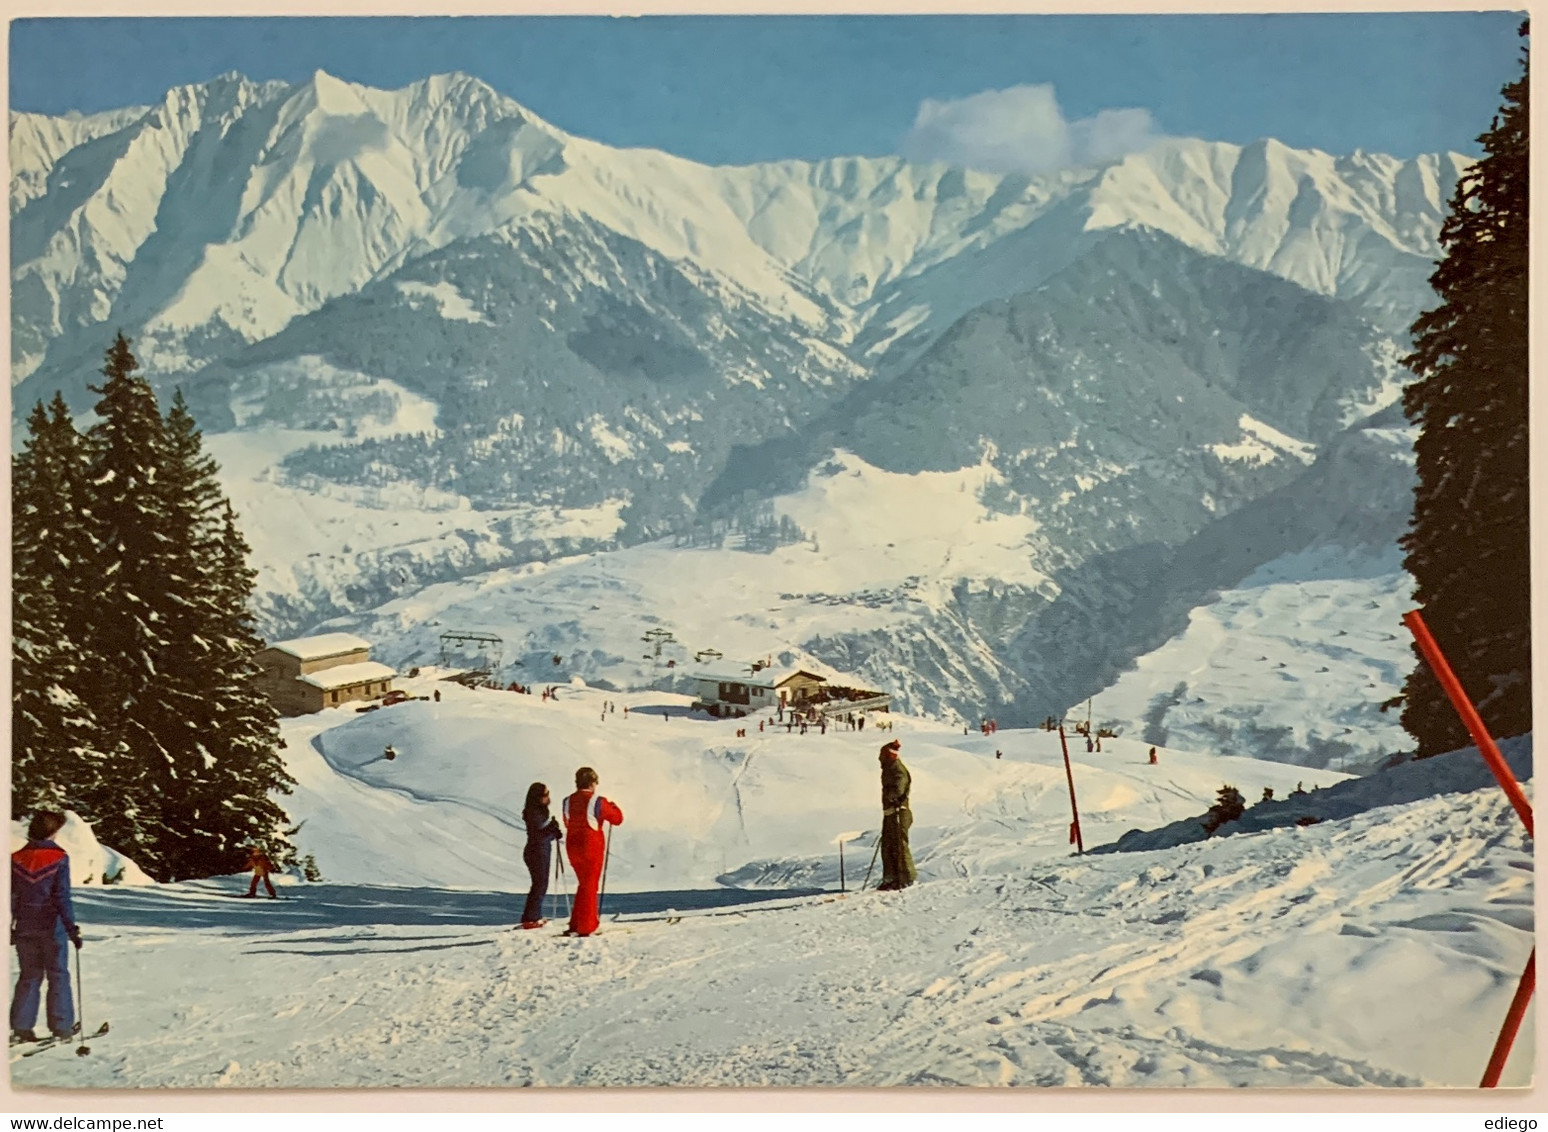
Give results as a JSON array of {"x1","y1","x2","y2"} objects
[{"x1": 566, "y1": 833, "x2": 605, "y2": 936}]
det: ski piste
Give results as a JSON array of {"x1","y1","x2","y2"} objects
[{"x1": 9, "y1": 1022, "x2": 109, "y2": 1062}]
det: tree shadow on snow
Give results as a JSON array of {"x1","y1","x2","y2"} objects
[{"x1": 73, "y1": 880, "x2": 822, "y2": 937}]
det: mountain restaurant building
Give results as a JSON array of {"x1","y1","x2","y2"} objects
[
  {"x1": 690, "y1": 666, "x2": 856, "y2": 717},
  {"x1": 254, "y1": 632, "x2": 397, "y2": 716}
]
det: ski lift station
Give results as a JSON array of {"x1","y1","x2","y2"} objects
[{"x1": 439, "y1": 630, "x2": 504, "y2": 675}]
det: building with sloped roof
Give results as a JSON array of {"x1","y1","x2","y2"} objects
[
  {"x1": 689, "y1": 663, "x2": 887, "y2": 719},
  {"x1": 255, "y1": 632, "x2": 397, "y2": 716}
]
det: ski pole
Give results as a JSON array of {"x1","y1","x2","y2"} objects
[
  {"x1": 549, "y1": 850, "x2": 559, "y2": 923},
  {"x1": 73, "y1": 945, "x2": 90, "y2": 1056},
  {"x1": 861, "y1": 829, "x2": 883, "y2": 890},
  {"x1": 599, "y1": 824, "x2": 614, "y2": 919}
]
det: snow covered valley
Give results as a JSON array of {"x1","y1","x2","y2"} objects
[{"x1": 11, "y1": 676, "x2": 1533, "y2": 1089}]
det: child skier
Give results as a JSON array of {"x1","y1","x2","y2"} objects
[
  {"x1": 10, "y1": 811, "x2": 81, "y2": 1043},
  {"x1": 520, "y1": 782, "x2": 563, "y2": 928},
  {"x1": 243, "y1": 845, "x2": 278, "y2": 898},
  {"x1": 561, "y1": 767, "x2": 624, "y2": 937}
]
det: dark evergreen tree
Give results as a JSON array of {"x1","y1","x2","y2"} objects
[
  {"x1": 1401, "y1": 23, "x2": 1530, "y2": 757},
  {"x1": 161, "y1": 484, "x2": 294, "y2": 877},
  {"x1": 75, "y1": 333, "x2": 177, "y2": 860},
  {"x1": 12, "y1": 399, "x2": 106, "y2": 817},
  {"x1": 1203, "y1": 785, "x2": 1246, "y2": 834},
  {"x1": 70, "y1": 336, "x2": 294, "y2": 879},
  {"x1": 14, "y1": 336, "x2": 296, "y2": 877}
]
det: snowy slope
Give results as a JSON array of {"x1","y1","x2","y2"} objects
[
  {"x1": 1087, "y1": 547, "x2": 1414, "y2": 771},
  {"x1": 289, "y1": 448, "x2": 1051, "y2": 721},
  {"x1": 272, "y1": 671, "x2": 1347, "y2": 893},
  {"x1": 10, "y1": 708, "x2": 1531, "y2": 1088}
]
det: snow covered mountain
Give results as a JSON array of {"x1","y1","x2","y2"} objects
[
  {"x1": 13, "y1": 68, "x2": 1462, "y2": 393},
  {"x1": 12, "y1": 69, "x2": 1455, "y2": 763}
]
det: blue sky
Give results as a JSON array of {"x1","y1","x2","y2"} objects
[{"x1": 10, "y1": 14, "x2": 1525, "y2": 166}]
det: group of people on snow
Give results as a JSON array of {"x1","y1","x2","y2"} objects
[
  {"x1": 11, "y1": 716, "x2": 916, "y2": 1042},
  {"x1": 519, "y1": 767, "x2": 625, "y2": 937}
]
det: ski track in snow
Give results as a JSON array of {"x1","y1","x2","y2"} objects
[{"x1": 9, "y1": 681, "x2": 1535, "y2": 1090}]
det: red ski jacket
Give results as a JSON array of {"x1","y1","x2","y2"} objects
[{"x1": 562, "y1": 790, "x2": 623, "y2": 855}]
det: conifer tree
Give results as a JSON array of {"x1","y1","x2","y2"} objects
[
  {"x1": 1401, "y1": 23, "x2": 1530, "y2": 757},
  {"x1": 75, "y1": 333, "x2": 176, "y2": 858},
  {"x1": 154, "y1": 393, "x2": 293, "y2": 877},
  {"x1": 14, "y1": 334, "x2": 295, "y2": 879},
  {"x1": 1203, "y1": 785, "x2": 1246, "y2": 834},
  {"x1": 12, "y1": 400, "x2": 106, "y2": 816}
]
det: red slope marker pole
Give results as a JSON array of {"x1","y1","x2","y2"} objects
[
  {"x1": 1401, "y1": 609, "x2": 1535, "y2": 1089},
  {"x1": 1401, "y1": 609, "x2": 1533, "y2": 837},
  {"x1": 1058, "y1": 724, "x2": 1085, "y2": 854},
  {"x1": 1480, "y1": 950, "x2": 1535, "y2": 1089}
]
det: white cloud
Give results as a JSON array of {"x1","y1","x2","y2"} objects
[{"x1": 900, "y1": 84, "x2": 1162, "y2": 175}]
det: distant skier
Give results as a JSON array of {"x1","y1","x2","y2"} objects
[
  {"x1": 995, "y1": 750, "x2": 1002, "y2": 760},
  {"x1": 562, "y1": 768, "x2": 624, "y2": 937},
  {"x1": 1086, "y1": 736, "x2": 1094, "y2": 754},
  {"x1": 383, "y1": 744, "x2": 397, "y2": 762},
  {"x1": 243, "y1": 845, "x2": 278, "y2": 899},
  {"x1": 1149, "y1": 747, "x2": 1159, "y2": 765},
  {"x1": 520, "y1": 782, "x2": 563, "y2": 929},
  {"x1": 877, "y1": 740, "x2": 916, "y2": 891},
  {"x1": 10, "y1": 811, "x2": 81, "y2": 1043},
  {"x1": 433, "y1": 689, "x2": 441, "y2": 703}
]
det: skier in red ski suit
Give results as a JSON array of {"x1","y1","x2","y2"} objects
[{"x1": 561, "y1": 767, "x2": 624, "y2": 937}]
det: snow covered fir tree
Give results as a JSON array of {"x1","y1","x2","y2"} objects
[
  {"x1": 11, "y1": 333, "x2": 294, "y2": 881},
  {"x1": 1400, "y1": 21, "x2": 1531, "y2": 758}
]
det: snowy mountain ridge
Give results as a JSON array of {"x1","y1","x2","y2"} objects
[{"x1": 14, "y1": 68, "x2": 1465, "y2": 388}]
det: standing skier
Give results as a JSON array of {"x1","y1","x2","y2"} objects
[
  {"x1": 520, "y1": 782, "x2": 563, "y2": 929},
  {"x1": 243, "y1": 845, "x2": 278, "y2": 898},
  {"x1": 10, "y1": 811, "x2": 81, "y2": 1043},
  {"x1": 877, "y1": 740, "x2": 916, "y2": 891},
  {"x1": 561, "y1": 768, "x2": 624, "y2": 937}
]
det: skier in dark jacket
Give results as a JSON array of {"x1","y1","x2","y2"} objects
[
  {"x1": 877, "y1": 741, "x2": 916, "y2": 891},
  {"x1": 10, "y1": 811, "x2": 81, "y2": 1043},
  {"x1": 520, "y1": 782, "x2": 563, "y2": 928}
]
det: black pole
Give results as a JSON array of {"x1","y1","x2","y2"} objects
[
  {"x1": 862, "y1": 832, "x2": 883, "y2": 890},
  {"x1": 73, "y1": 947, "x2": 90, "y2": 1056},
  {"x1": 599, "y1": 824, "x2": 614, "y2": 919},
  {"x1": 839, "y1": 839, "x2": 846, "y2": 893},
  {"x1": 1058, "y1": 724, "x2": 1085, "y2": 854}
]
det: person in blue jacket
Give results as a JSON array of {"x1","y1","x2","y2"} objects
[
  {"x1": 520, "y1": 783, "x2": 563, "y2": 929},
  {"x1": 10, "y1": 811, "x2": 82, "y2": 1043}
]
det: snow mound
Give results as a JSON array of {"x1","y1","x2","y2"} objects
[
  {"x1": 1099, "y1": 734, "x2": 1533, "y2": 853},
  {"x1": 9, "y1": 810, "x2": 156, "y2": 887}
]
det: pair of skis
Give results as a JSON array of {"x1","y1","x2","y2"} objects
[{"x1": 9, "y1": 1022, "x2": 109, "y2": 1062}]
